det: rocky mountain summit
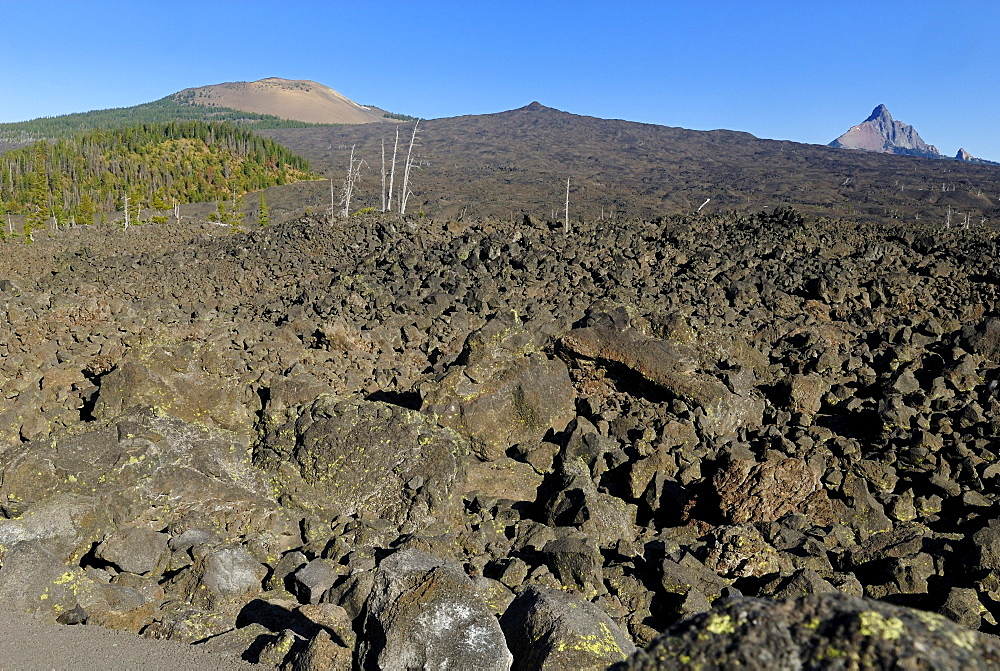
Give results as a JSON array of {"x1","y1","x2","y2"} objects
[
  {"x1": 955, "y1": 147, "x2": 1000, "y2": 166},
  {"x1": 830, "y1": 104, "x2": 940, "y2": 158},
  {"x1": 1, "y1": 209, "x2": 1000, "y2": 668}
]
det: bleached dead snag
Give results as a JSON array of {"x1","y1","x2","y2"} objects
[
  {"x1": 123, "y1": 193, "x2": 130, "y2": 232},
  {"x1": 340, "y1": 145, "x2": 365, "y2": 218},
  {"x1": 697, "y1": 197, "x2": 711, "y2": 213},
  {"x1": 380, "y1": 137, "x2": 387, "y2": 213},
  {"x1": 399, "y1": 121, "x2": 420, "y2": 215},
  {"x1": 564, "y1": 177, "x2": 570, "y2": 234},
  {"x1": 387, "y1": 128, "x2": 399, "y2": 212}
]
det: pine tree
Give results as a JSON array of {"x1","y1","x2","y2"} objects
[
  {"x1": 25, "y1": 158, "x2": 50, "y2": 241},
  {"x1": 150, "y1": 189, "x2": 170, "y2": 211},
  {"x1": 76, "y1": 193, "x2": 96, "y2": 226},
  {"x1": 258, "y1": 191, "x2": 269, "y2": 227},
  {"x1": 150, "y1": 188, "x2": 169, "y2": 224}
]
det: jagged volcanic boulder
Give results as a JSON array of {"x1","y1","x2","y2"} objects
[
  {"x1": 359, "y1": 549, "x2": 513, "y2": 670},
  {"x1": 422, "y1": 313, "x2": 576, "y2": 461},
  {"x1": 560, "y1": 320, "x2": 762, "y2": 437},
  {"x1": 713, "y1": 454, "x2": 835, "y2": 525},
  {"x1": 166, "y1": 544, "x2": 268, "y2": 612},
  {"x1": 616, "y1": 593, "x2": 1000, "y2": 670},
  {"x1": 0, "y1": 411, "x2": 298, "y2": 549},
  {"x1": 0, "y1": 494, "x2": 113, "y2": 565},
  {"x1": 0, "y1": 541, "x2": 105, "y2": 621},
  {"x1": 93, "y1": 341, "x2": 258, "y2": 437},
  {"x1": 256, "y1": 394, "x2": 472, "y2": 528},
  {"x1": 500, "y1": 585, "x2": 636, "y2": 670},
  {"x1": 542, "y1": 458, "x2": 638, "y2": 549}
]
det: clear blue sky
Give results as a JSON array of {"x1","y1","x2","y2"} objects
[{"x1": 2, "y1": 1, "x2": 998, "y2": 160}]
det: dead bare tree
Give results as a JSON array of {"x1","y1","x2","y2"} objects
[
  {"x1": 399, "y1": 121, "x2": 420, "y2": 215},
  {"x1": 123, "y1": 193, "x2": 130, "y2": 232},
  {"x1": 386, "y1": 129, "x2": 400, "y2": 213},
  {"x1": 339, "y1": 145, "x2": 365, "y2": 218},
  {"x1": 697, "y1": 197, "x2": 711, "y2": 213},
  {"x1": 380, "y1": 137, "x2": 387, "y2": 213},
  {"x1": 564, "y1": 177, "x2": 570, "y2": 234}
]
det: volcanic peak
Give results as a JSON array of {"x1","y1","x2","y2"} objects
[{"x1": 830, "y1": 104, "x2": 939, "y2": 158}]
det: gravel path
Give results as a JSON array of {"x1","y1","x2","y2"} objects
[{"x1": 0, "y1": 610, "x2": 259, "y2": 670}]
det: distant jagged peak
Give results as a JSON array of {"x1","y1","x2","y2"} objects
[
  {"x1": 956, "y1": 147, "x2": 975, "y2": 161},
  {"x1": 830, "y1": 104, "x2": 939, "y2": 158},
  {"x1": 865, "y1": 104, "x2": 892, "y2": 122}
]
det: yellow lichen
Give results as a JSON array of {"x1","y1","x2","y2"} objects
[
  {"x1": 914, "y1": 610, "x2": 944, "y2": 632},
  {"x1": 705, "y1": 613, "x2": 735, "y2": 635},
  {"x1": 553, "y1": 622, "x2": 624, "y2": 658},
  {"x1": 950, "y1": 629, "x2": 976, "y2": 651},
  {"x1": 858, "y1": 611, "x2": 904, "y2": 640}
]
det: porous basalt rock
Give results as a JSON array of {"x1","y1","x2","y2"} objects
[
  {"x1": 422, "y1": 314, "x2": 576, "y2": 461},
  {"x1": 615, "y1": 593, "x2": 1000, "y2": 670},
  {"x1": 257, "y1": 394, "x2": 472, "y2": 529},
  {"x1": 713, "y1": 455, "x2": 834, "y2": 525},
  {"x1": 501, "y1": 585, "x2": 636, "y2": 670},
  {"x1": 359, "y1": 549, "x2": 512, "y2": 670}
]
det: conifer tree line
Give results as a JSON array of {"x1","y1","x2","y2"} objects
[
  {"x1": 0, "y1": 96, "x2": 329, "y2": 143},
  {"x1": 0, "y1": 121, "x2": 316, "y2": 230}
]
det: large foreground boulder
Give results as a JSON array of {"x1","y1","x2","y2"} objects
[
  {"x1": 257, "y1": 395, "x2": 473, "y2": 529},
  {"x1": 93, "y1": 341, "x2": 257, "y2": 435},
  {"x1": 560, "y1": 322, "x2": 762, "y2": 437},
  {"x1": 422, "y1": 315, "x2": 576, "y2": 461},
  {"x1": 615, "y1": 593, "x2": 1000, "y2": 670},
  {"x1": 0, "y1": 411, "x2": 298, "y2": 547},
  {"x1": 500, "y1": 585, "x2": 636, "y2": 670},
  {"x1": 0, "y1": 541, "x2": 104, "y2": 621},
  {"x1": 0, "y1": 494, "x2": 113, "y2": 564},
  {"x1": 359, "y1": 549, "x2": 512, "y2": 670}
]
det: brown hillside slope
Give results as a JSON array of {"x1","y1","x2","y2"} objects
[{"x1": 175, "y1": 77, "x2": 387, "y2": 124}]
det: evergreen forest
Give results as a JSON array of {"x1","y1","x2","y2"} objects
[
  {"x1": 0, "y1": 96, "x2": 329, "y2": 143},
  {"x1": 0, "y1": 120, "x2": 317, "y2": 234}
]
